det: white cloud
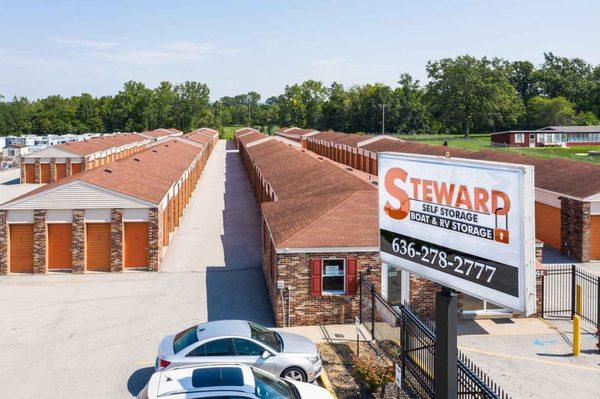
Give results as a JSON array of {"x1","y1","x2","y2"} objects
[{"x1": 53, "y1": 38, "x2": 118, "y2": 50}]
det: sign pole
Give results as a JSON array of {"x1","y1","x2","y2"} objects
[{"x1": 434, "y1": 286, "x2": 457, "y2": 399}]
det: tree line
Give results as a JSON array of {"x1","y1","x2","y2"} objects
[{"x1": 1, "y1": 53, "x2": 599, "y2": 137}]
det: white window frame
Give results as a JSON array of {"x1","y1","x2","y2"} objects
[
  {"x1": 514, "y1": 133, "x2": 524, "y2": 144},
  {"x1": 322, "y1": 258, "x2": 346, "y2": 295}
]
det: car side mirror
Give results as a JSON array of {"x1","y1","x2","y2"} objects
[{"x1": 261, "y1": 350, "x2": 272, "y2": 359}]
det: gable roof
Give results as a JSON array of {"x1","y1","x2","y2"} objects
[
  {"x1": 52, "y1": 133, "x2": 147, "y2": 156},
  {"x1": 3, "y1": 139, "x2": 203, "y2": 207}
]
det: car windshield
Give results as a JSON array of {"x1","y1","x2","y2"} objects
[
  {"x1": 252, "y1": 367, "x2": 298, "y2": 399},
  {"x1": 173, "y1": 325, "x2": 199, "y2": 353},
  {"x1": 249, "y1": 322, "x2": 282, "y2": 352}
]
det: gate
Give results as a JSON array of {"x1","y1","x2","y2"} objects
[
  {"x1": 542, "y1": 265, "x2": 599, "y2": 328},
  {"x1": 359, "y1": 276, "x2": 510, "y2": 399}
]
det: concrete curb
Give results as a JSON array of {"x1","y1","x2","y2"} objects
[{"x1": 318, "y1": 370, "x2": 338, "y2": 399}]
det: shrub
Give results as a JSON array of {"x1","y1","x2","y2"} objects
[{"x1": 352, "y1": 355, "x2": 394, "y2": 393}]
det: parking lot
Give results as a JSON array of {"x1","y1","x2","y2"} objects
[{"x1": 0, "y1": 140, "x2": 274, "y2": 398}]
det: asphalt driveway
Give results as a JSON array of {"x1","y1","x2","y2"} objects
[{"x1": 0, "y1": 140, "x2": 274, "y2": 398}]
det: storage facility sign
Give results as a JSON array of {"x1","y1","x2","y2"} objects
[{"x1": 378, "y1": 152, "x2": 536, "y2": 314}]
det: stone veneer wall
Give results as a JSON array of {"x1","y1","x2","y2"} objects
[
  {"x1": 0, "y1": 210, "x2": 7, "y2": 274},
  {"x1": 33, "y1": 209, "x2": 46, "y2": 273},
  {"x1": 72, "y1": 210, "x2": 85, "y2": 273},
  {"x1": 34, "y1": 158, "x2": 41, "y2": 183},
  {"x1": 50, "y1": 159, "x2": 57, "y2": 182},
  {"x1": 19, "y1": 158, "x2": 25, "y2": 183},
  {"x1": 110, "y1": 209, "x2": 123, "y2": 271},
  {"x1": 148, "y1": 208, "x2": 161, "y2": 271},
  {"x1": 66, "y1": 159, "x2": 72, "y2": 177},
  {"x1": 560, "y1": 197, "x2": 590, "y2": 262}
]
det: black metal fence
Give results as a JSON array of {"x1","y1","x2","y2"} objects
[
  {"x1": 541, "y1": 264, "x2": 599, "y2": 328},
  {"x1": 359, "y1": 276, "x2": 510, "y2": 399}
]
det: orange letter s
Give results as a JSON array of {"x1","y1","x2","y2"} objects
[{"x1": 384, "y1": 168, "x2": 410, "y2": 220}]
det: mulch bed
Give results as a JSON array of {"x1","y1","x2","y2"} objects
[{"x1": 318, "y1": 341, "x2": 413, "y2": 399}]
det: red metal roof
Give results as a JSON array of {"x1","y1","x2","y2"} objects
[{"x1": 56, "y1": 133, "x2": 148, "y2": 156}]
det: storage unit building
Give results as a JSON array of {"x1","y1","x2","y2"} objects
[
  {"x1": 305, "y1": 130, "x2": 600, "y2": 262},
  {"x1": 140, "y1": 128, "x2": 184, "y2": 142},
  {"x1": 1, "y1": 132, "x2": 217, "y2": 275},
  {"x1": 20, "y1": 133, "x2": 152, "y2": 184},
  {"x1": 236, "y1": 129, "x2": 381, "y2": 327},
  {"x1": 492, "y1": 126, "x2": 600, "y2": 147}
]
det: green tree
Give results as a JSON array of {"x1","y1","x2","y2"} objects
[
  {"x1": 526, "y1": 96, "x2": 576, "y2": 128},
  {"x1": 30, "y1": 95, "x2": 76, "y2": 134},
  {"x1": 73, "y1": 93, "x2": 104, "y2": 132},
  {"x1": 425, "y1": 55, "x2": 524, "y2": 137},
  {"x1": 110, "y1": 81, "x2": 154, "y2": 131},
  {"x1": 151, "y1": 81, "x2": 176, "y2": 128},
  {"x1": 508, "y1": 60, "x2": 539, "y2": 103},
  {"x1": 0, "y1": 95, "x2": 32, "y2": 135},
  {"x1": 172, "y1": 81, "x2": 211, "y2": 131}
]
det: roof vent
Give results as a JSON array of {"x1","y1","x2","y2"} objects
[
  {"x1": 152, "y1": 150, "x2": 158, "y2": 153},
  {"x1": 103, "y1": 169, "x2": 112, "y2": 173},
  {"x1": 133, "y1": 158, "x2": 140, "y2": 162},
  {"x1": 317, "y1": 157, "x2": 323, "y2": 160},
  {"x1": 346, "y1": 167, "x2": 353, "y2": 172},
  {"x1": 165, "y1": 144, "x2": 169, "y2": 147}
]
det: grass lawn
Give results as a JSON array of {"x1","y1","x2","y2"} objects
[{"x1": 219, "y1": 125, "x2": 245, "y2": 140}]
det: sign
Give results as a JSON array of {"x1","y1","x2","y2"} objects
[
  {"x1": 378, "y1": 153, "x2": 536, "y2": 314},
  {"x1": 395, "y1": 363, "x2": 402, "y2": 387}
]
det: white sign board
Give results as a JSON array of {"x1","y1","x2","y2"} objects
[{"x1": 378, "y1": 153, "x2": 536, "y2": 314}]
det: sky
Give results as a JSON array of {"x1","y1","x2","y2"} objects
[{"x1": 1, "y1": 0, "x2": 599, "y2": 101}]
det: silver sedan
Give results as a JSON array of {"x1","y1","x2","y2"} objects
[{"x1": 155, "y1": 320, "x2": 322, "y2": 382}]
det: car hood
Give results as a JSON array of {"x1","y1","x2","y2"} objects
[
  {"x1": 277, "y1": 331, "x2": 317, "y2": 355},
  {"x1": 291, "y1": 381, "x2": 332, "y2": 399}
]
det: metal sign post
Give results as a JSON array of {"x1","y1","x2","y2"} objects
[{"x1": 434, "y1": 286, "x2": 457, "y2": 399}]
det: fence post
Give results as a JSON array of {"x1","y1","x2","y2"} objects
[
  {"x1": 541, "y1": 273, "x2": 545, "y2": 318},
  {"x1": 371, "y1": 284, "x2": 375, "y2": 341},
  {"x1": 359, "y1": 272, "x2": 363, "y2": 325},
  {"x1": 597, "y1": 276, "x2": 600, "y2": 350},
  {"x1": 571, "y1": 265, "x2": 576, "y2": 319}
]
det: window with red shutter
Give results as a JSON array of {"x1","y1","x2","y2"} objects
[
  {"x1": 310, "y1": 258, "x2": 322, "y2": 296},
  {"x1": 346, "y1": 258, "x2": 358, "y2": 295}
]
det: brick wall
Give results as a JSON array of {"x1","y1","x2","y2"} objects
[
  {"x1": 72, "y1": 209, "x2": 85, "y2": 273},
  {"x1": 33, "y1": 209, "x2": 46, "y2": 273},
  {"x1": 264, "y1": 245, "x2": 381, "y2": 327},
  {"x1": 66, "y1": 159, "x2": 72, "y2": 177},
  {"x1": 50, "y1": 159, "x2": 57, "y2": 182},
  {"x1": 560, "y1": 197, "x2": 590, "y2": 262},
  {"x1": 34, "y1": 158, "x2": 40, "y2": 183}
]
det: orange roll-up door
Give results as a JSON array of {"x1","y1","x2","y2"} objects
[
  {"x1": 24, "y1": 164, "x2": 36, "y2": 183},
  {"x1": 85, "y1": 223, "x2": 111, "y2": 271},
  {"x1": 71, "y1": 163, "x2": 82, "y2": 175},
  {"x1": 124, "y1": 222, "x2": 149, "y2": 268},
  {"x1": 40, "y1": 163, "x2": 51, "y2": 183},
  {"x1": 56, "y1": 163, "x2": 67, "y2": 180},
  {"x1": 535, "y1": 202, "x2": 561, "y2": 250},
  {"x1": 590, "y1": 215, "x2": 600, "y2": 260},
  {"x1": 9, "y1": 224, "x2": 34, "y2": 273},
  {"x1": 48, "y1": 224, "x2": 72, "y2": 270}
]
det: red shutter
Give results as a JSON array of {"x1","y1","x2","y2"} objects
[
  {"x1": 310, "y1": 259, "x2": 322, "y2": 297},
  {"x1": 346, "y1": 258, "x2": 358, "y2": 295}
]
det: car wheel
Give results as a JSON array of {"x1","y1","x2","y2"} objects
[{"x1": 282, "y1": 367, "x2": 307, "y2": 382}]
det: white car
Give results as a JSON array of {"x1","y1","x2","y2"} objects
[{"x1": 137, "y1": 363, "x2": 333, "y2": 399}]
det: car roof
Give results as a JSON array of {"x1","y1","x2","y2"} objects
[
  {"x1": 156, "y1": 364, "x2": 255, "y2": 397},
  {"x1": 196, "y1": 320, "x2": 252, "y2": 341}
]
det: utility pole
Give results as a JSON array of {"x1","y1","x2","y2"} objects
[{"x1": 381, "y1": 103, "x2": 385, "y2": 135}]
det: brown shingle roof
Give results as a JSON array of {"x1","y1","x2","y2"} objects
[
  {"x1": 56, "y1": 133, "x2": 147, "y2": 156},
  {"x1": 142, "y1": 128, "x2": 183, "y2": 138},
  {"x1": 7, "y1": 140, "x2": 203, "y2": 205},
  {"x1": 244, "y1": 139, "x2": 378, "y2": 249}
]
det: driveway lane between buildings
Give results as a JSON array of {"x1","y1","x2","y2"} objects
[{"x1": 0, "y1": 140, "x2": 274, "y2": 399}]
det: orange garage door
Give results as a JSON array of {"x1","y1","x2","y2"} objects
[
  {"x1": 535, "y1": 202, "x2": 561, "y2": 250},
  {"x1": 24, "y1": 164, "x2": 36, "y2": 183},
  {"x1": 124, "y1": 222, "x2": 148, "y2": 268},
  {"x1": 71, "y1": 163, "x2": 82, "y2": 175},
  {"x1": 9, "y1": 224, "x2": 34, "y2": 273},
  {"x1": 591, "y1": 215, "x2": 600, "y2": 260},
  {"x1": 56, "y1": 163, "x2": 67, "y2": 180},
  {"x1": 40, "y1": 163, "x2": 51, "y2": 183},
  {"x1": 86, "y1": 223, "x2": 111, "y2": 271},
  {"x1": 48, "y1": 224, "x2": 72, "y2": 270}
]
